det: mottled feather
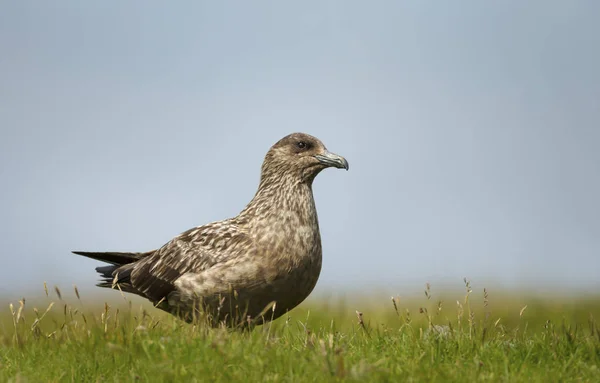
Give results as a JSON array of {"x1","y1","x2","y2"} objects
[{"x1": 73, "y1": 133, "x2": 348, "y2": 326}]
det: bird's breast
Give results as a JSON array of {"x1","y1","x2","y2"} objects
[
  {"x1": 253, "y1": 219, "x2": 322, "y2": 314},
  {"x1": 250, "y1": 207, "x2": 322, "y2": 291},
  {"x1": 254, "y1": 220, "x2": 321, "y2": 263}
]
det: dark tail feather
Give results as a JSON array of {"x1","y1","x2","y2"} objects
[
  {"x1": 73, "y1": 250, "x2": 152, "y2": 292},
  {"x1": 72, "y1": 251, "x2": 149, "y2": 266},
  {"x1": 95, "y1": 264, "x2": 138, "y2": 293}
]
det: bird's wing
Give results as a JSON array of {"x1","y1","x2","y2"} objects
[{"x1": 126, "y1": 221, "x2": 253, "y2": 303}]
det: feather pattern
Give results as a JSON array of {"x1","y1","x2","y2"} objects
[{"x1": 73, "y1": 133, "x2": 348, "y2": 326}]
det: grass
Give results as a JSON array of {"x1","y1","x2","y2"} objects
[{"x1": 1, "y1": 280, "x2": 599, "y2": 382}]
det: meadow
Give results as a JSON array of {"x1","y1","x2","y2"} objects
[{"x1": 1, "y1": 281, "x2": 599, "y2": 382}]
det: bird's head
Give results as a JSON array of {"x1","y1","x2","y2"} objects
[{"x1": 261, "y1": 133, "x2": 349, "y2": 185}]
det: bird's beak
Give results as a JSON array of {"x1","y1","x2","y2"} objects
[{"x1": 314, "y1": 151, "x2": 349, "y2": 170}]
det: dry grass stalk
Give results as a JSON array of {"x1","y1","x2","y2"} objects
[
  {"x1": 519, "y1": 305, "x2": 528, "y2": 318},
  {"x1": 404, "y1": 308, "x2": 412, "y2": 325},
  {"x1": 54, "y1": 286, "x2": 62, "y2": 301},
  {"x1": 463, "y1": 278, "x2": 474, "y2": 338},
  {"x1": 391, "y1": 296, "x2": 400, "y2": 317},
  {"x1": 265, "y1": 301, "x2": 277, "y2": 345},
  {"x1": 73, "y1": 285, "x2": 81, "y2": 301},
  {"x1": 483, "y1": 288, "x2": 490, "y2": 324},
  {"x1": 31, "y1": 302, "x2": 55, "y2": 331},
  {"x1": 356, "y1": 311, "x2": 370, "y2": 337},
  {"x1": 457, "y1": 300, "x2": 464, "y2": 326},
  {"x1": 102, "y1": 302, "x2": 110, "y2": 333},
  {"x1": 16, "y1": 299, "x2": 25, "y2": 325}
]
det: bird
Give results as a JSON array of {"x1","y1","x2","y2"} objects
[{"x1": 73, "y1": 133, "x2": 349, "y2": 327}]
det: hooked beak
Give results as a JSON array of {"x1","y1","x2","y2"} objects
[{"x1": 314, "y1": 151, "x2": 349, "y2": 170}]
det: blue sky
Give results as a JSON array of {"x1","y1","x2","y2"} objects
[{"x1": 1, "y1": 1, "x2": 599, "y2": 300}]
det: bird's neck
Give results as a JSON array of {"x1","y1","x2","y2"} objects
[
  {"x1": 237, "y1": 174, "x2": 322, "y2": 263},
  {"x1": 238, "y1": 176, "x2": 319, "y2": 230}
]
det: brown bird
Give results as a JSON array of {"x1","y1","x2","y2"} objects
[{"x1": 73, "y1": 133, "x2": 348, "y2": 327}]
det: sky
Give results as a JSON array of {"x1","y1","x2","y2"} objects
[{"x1": 1, "y1": 1, "x2": 599, "y2": 301}]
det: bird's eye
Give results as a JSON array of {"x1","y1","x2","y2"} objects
[{"x1": 297, "y1": 141, "x2": 307, "y2": 149}]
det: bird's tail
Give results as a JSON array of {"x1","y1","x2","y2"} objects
[
  {"x1": 72, "y1": 251, "x2": 149, "y2": 266},
  {"x1": 72, "y1": 250, "x2": 152, "y2": 290}
]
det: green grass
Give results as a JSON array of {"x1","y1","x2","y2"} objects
[{"x1": 1, "y1": 282, "x2": 599, "y2": 382}]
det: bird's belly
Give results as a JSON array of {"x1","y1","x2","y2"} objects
[
  {"x1": 224, "y1": 248, "x2": 323, "y2": 323},
  {"x1": 171, "y1": 247, "x2": 322, "y2": 325},
  {"x1": 265, "y1": 251, "x2": 322, "y2": 316},
  {"x1": 242, "y1": 221, "x2": 323, "y2": 319}
]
